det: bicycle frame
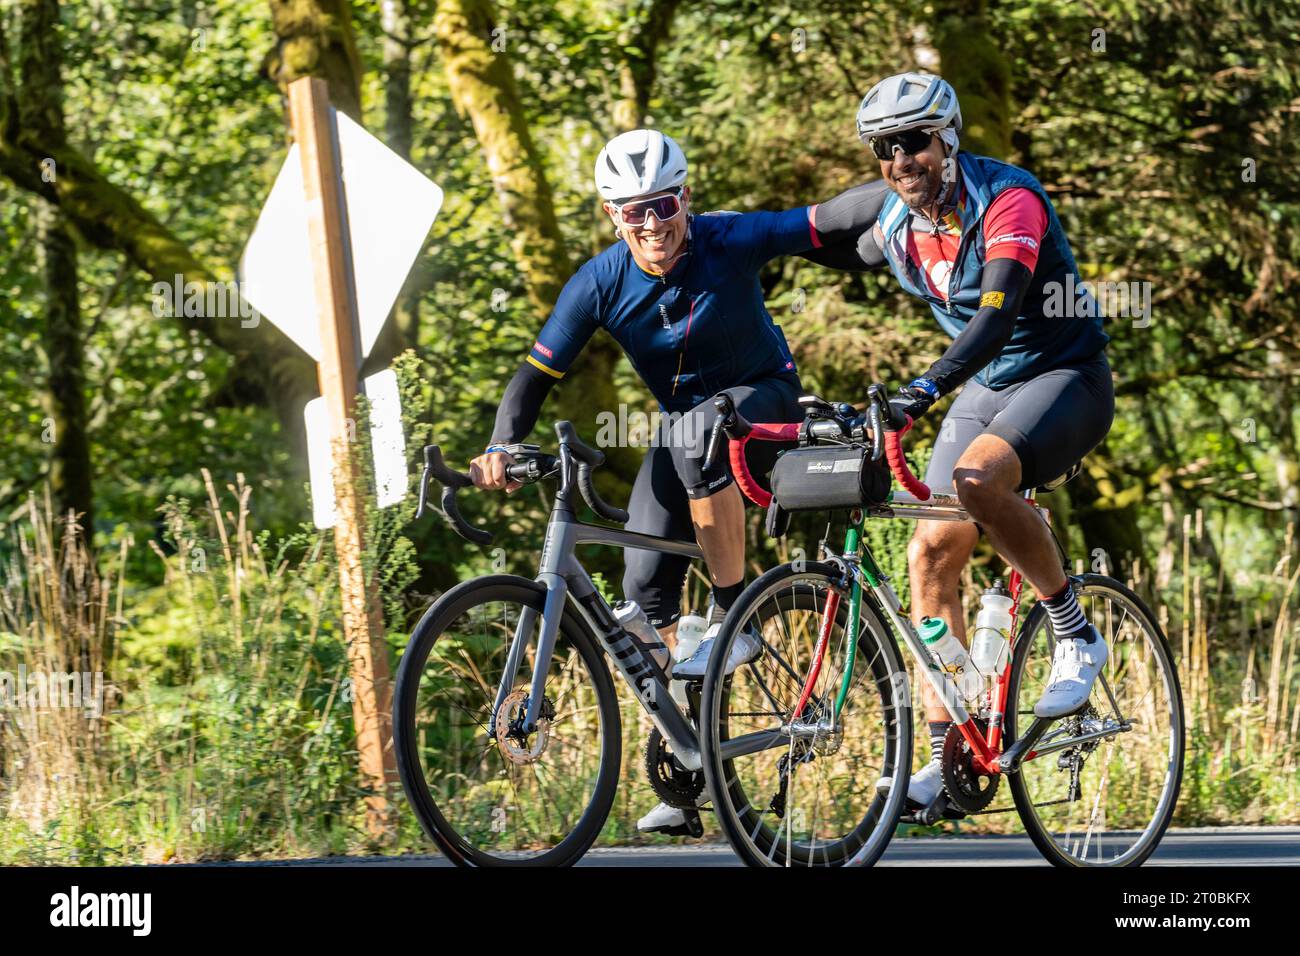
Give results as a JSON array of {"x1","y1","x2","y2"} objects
[
  {"x1": 485, "y1": 443, "x2": 722, "y2": 771},
  {"x1": 731, "y1": 405, "x2": 1121, "y2": 780},
  {"x1": 845, "y1": 487, "x2": 1053, "y2": 776}
]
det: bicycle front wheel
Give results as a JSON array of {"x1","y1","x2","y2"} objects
[
  {"x1": 1007, "y1": 574, "x2": 1184, "y2": 867},
  {"x1": 700, "y1": 561, "x2": 912, "y2": 867},
  {"x1": 394, "y1": 575, "x2": 621, "y2": 866}
]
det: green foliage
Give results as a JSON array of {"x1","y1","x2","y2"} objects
[{"x1": 2, "y1": 0, "x2": 1299, "y2": 858}]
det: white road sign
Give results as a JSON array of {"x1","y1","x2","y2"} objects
[
  {"x1": 239, "y1": 110, "x2": 442, "y2": 361},
  {"x1": 304, "y1": 368, "x2": 408, "y2": 530}
]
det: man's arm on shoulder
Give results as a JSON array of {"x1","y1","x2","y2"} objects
[{"x1": 715, "y1": 179, "x2": 892, "y2": 272}]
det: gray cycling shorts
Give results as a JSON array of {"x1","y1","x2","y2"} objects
[{"x1": 923, "y1": 354, "x2": 1114, "y2": 493}]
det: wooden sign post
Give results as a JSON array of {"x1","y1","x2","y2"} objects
[{"x1": 288, "y1": 76, "x2": 395, "y2": 836}]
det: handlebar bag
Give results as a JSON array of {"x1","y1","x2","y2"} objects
[{"x1": 768, "y1": 442, "x2": 890, "y2": 512}]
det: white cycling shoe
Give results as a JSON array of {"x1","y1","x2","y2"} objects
[
  {"x1": 671, "y1": 623, "x2": 762, "y2": 681},
  {"x1": 1034, "y1": 627, "x2": 1109, "y2": 719},
  {"x1": 637, "y1": 801, "x2": 704, "y2": 837},
  {"x1": 875, "y1": 759, "x2": 945, "y2": 808}
]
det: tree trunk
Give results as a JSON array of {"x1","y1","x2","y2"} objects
[
  {"x1": 433, "y1": 0, "x2": 569, "y2": 310},
  {"x1": 613, "y1": 0, "x2": 682, "y2": 132},
  {"x1": 1267, "y1": 340, "x2": 1300, "y2": 534},
  {"x1": 18, "y1": 0, "x2": 93, "y2": 535},
  {"x1": 264, "y1": 0, "x2": 365, "y2": 122},
  {"x1": 365, "y1": 0, "x2": 419, "y2": 368},
  {"x1": 36, "y1": 202, "x2": 93, "y2": 536},
  {"x1": 433, "y1": 0, "x2": 634, "y2": 484},
  {"x1": 931, "y1": 0, "x2": 1013, "y2": 159}
]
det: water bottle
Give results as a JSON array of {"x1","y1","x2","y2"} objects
[
  {"x1": 970, "y1": 582, "x2": 1014, "y2": 676},
  {"x1": 613, "y1": 601, "x2": 671, "y2": 671},
  {"x1": 918, "y1": 616, "x2": 981, "y2": 703},
  {"x1": 669, "y1": 614, "x2": 709, "y2": 710}
]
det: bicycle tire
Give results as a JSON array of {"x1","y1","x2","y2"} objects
[
  {"x1": 699, "y1": 561, "x2": 912, "y2": 867},
  {"x1": 1006, "y1": 574, "x2": 1184, "y2": 867},
  {"x1": 394, "y1": 575, "x2": 622, "y2": 866}
]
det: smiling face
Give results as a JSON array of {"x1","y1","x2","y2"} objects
[
  {"x1": 879, "y1": 133, "x2": 947, "y2": 210},
  {"x1": 604, "y1": 186, "x2": 691, "y2": 274}
]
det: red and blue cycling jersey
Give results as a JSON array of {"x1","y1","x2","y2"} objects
[{"x1": 526, "y1": 207, "x2": 820, "y2": 414}]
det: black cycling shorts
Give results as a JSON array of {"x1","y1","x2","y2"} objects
[
  {"x1": 623, "y1": 374, "x2": 803, "y2": 628},
  {"x1": 923, "y1": 353, "x2": 1114, "y2": 493}
]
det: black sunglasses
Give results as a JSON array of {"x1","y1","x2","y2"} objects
[{"x1": 869, "y1": 128, "x2": 935, "y2": 161}]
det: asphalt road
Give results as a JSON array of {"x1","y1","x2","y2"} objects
[{"x1": 210, "y1": 826, "x2": 1299, "y2": 867}]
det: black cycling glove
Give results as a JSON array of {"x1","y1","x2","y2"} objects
[{"x1": 887, "y1": 383, "x2": 937, "y2": 428}]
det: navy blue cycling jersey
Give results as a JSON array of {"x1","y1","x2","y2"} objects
[{"x1": 525, "y1": 207, "x2": 819, "y2": 414}]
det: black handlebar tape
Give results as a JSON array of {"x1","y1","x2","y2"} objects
[
  {"x1": 426, "y1": 446, "x2": 494, "y2": 545},
  {"x1": 554, "y1": 421, "x2": 605, "y2": 467},
  {"x1": 578, "y1": 463, "x2": 630, "y2": 524}
]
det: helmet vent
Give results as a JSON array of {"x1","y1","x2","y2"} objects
[{"x1": 628, "y1": 149, "x2": 647, "y2": 179}]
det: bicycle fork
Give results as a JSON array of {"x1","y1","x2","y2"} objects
[{"x1": 488, "y1": 516, "x2": 703, "y2": 769}]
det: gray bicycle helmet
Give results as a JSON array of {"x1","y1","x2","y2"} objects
[{"x1": 856, "y1": 72, "x2": 963, "y2": 144}]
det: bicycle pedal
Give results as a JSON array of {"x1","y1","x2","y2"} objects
[
  {"x1": 663, "y1": 810, "x2": 703, "y2": 839},
  {"x1": 901, "y1": 793, "x2": 951, "y2": 827}
]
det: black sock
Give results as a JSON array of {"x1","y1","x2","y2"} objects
[
  {"x1": 712, "y1": 580, "x2": 745, "y2": 615},
  {"x1": 929, "y1": 720, "x2": 951, "y2": 764}
]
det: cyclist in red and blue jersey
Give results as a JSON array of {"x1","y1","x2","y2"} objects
[
  {"x1": 807, "y1": 73, "x2": 1115, "y2": 813},
  {"x1": 469, "y1": 129, "x2": 877, "y2": 835}
]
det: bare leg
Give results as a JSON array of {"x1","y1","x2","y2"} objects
[
  {"x1": 909, "y1": 519, "x2": 980, "y2": 722},
  {"x1": 687, "y1": 483, "x2": 745, "y2": 590},
  {"x1": 657, "y1": 621, "x2": 678, "y2": 653},
  {"x1": 951, "y1": 434, "x2": 1067, "y2": 599}
]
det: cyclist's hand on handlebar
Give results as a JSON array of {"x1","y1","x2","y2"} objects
[
  {"x1": 469, "y1": 450, "x2": 522, "y2": 493},
  {"x1": 887, "y1": 384, "x2": 936, "y2": 429}
]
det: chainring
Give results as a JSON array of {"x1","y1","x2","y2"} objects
[
  {"x1": 942, "y1": 718, "x2": 1000, "y2": 814},
  {"x1": 644, "y1": 728, "x2": 706, "y2": 809}
]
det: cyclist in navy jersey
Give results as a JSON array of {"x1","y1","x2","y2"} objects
[{"x1": 470, "y1": 129, "x2": 878, "y2": 835}]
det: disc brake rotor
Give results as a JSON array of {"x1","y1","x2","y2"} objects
[
  {"x1": 942, "y1": 718, "x2": 999, "y2": 814},
  {"x1": 494, "y1": 688, "x2": 553, "y2": 765}
]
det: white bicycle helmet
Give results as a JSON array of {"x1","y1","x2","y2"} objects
[
  {"x1": 594, "y1": 129, "x2": 688, "y2": 202},
  {"x1": 856, "y1": 72, "x2": 962, "y2": 143}
]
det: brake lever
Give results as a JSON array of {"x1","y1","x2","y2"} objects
[
  {"x1": 868, "y1": 404, "x2": 885, "y2": 461},
  {"x1": 703, "y1": 394, "x2": 736, "y2": 472},
  {"x1": 415, "y1": 445, "x2": 435, "y2": 519}
]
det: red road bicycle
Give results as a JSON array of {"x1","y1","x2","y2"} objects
[{"x1": 695, "y1": 384, "x2": 1185, "y2": 867}]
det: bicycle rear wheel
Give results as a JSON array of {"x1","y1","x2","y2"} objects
[
  {"x1": 1007, "y1": 574, "x2": 1184, "y2": 866},
  {"x1": 700, "y1": 562, "x2": 911, "y2": 867},
  {"x1": 394, "y1": 575, "x2": 621, "y2": 866}
]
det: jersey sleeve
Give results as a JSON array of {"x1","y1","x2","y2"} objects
[
  {"x1": 715, "y1": 206, "x2": 820, "y2": 273},
  {"x1": 526, "y1": 266, "x2": 601, "y2": 379},
  {"x1": 982, "y1": 187, "x2": 1049, "y2": 271}
]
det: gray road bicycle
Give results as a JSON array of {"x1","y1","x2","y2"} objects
[{"x1": 396, "y1": 422, "x2": 720, "y2": 866}]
